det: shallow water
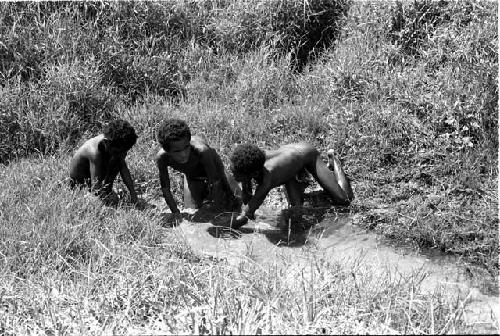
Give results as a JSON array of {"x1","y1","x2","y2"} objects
[{"x1": 154, "y1": 197, "x2": 499, "y2": 333}]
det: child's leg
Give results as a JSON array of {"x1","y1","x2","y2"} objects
[
  {"x1": 210, "y1": 149, "x2": 241, "y2": 210},
  {"x1": 282, "y1": 178, "x2": 309, "y2": 231},
  {"x1": 305, "y1": 151, "x2": 353, "y2": 205},
  {"x1": 184, "y1": 176, "x2": 208, "y2": 209},
  {"x1": 327, "y1": 149, "x2": 354, "y2": 200},
  {"x1": 284, "y1": 178, "x2": 306, "y2": 207},
  {"x1": 210, "y1": 149, "x2": 240, "y2": 196},
  {"x1": 225, "y1": 169, "x2": 242, "y2": 198},
  {"x1": 103, "y1": 165, "x2": 120, "y2": 193}
]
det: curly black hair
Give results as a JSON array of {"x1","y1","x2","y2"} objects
[
  {"x1": 157, "y1": 119, "x2": 191, "y2": 150},
  {"x1": 102, "y1": 119, "x2": 138, "y2": 150},
  {"x1": 230, "y1": 144, "x2": 266, "y2": 177}
]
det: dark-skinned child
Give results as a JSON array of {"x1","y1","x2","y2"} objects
[
  {"x1": 69, "y1": 119, "x2": 139, "y2": 206},
  {"x1": 155, "y1": 119, "x2": 240, "y2": 225},
  {"x1": 229, "y1": 142, "x2": 354, "y2": 229}
]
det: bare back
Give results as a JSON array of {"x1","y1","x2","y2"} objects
[
  {"x1": 239, "y1": 142, "x2": 352, "y2": 223},
  {"x1": 69, "y1": 135, "x2": 104, "y2": 182},
  {"x1": 263, "y1": 142, "x2": 318, "y2": 188}
]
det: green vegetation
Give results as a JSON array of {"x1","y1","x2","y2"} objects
[{"x1": 0, "y1": 0, "x2": 497, "y2": 334}]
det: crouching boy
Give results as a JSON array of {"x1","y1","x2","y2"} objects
[
  {"x1": 69, "y1": 119, "x2": 139, "y2": 205},
  {"x1": 155, "y1": 119, "x2": 240, "y2": 224},
  {"x1": 229, "y1": 142, "x2": 354, "y2": 229}
]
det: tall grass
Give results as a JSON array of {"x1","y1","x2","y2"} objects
[
  {"x1": 321, "y1": 0, "x2": 498, "y2": 273},
  {"x1": 0, "y1": 0, "x2": 497, "y2": 333},
  {"x1": 0, "y1": 158, "x2": 474, "y2": 334},
  {"x1": 0, "y1": 0, "x2": 349, "y2": 162}
]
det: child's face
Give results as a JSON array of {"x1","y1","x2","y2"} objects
[{"x1": 166, "y1": 137, "x2": 191, "y2": 164}]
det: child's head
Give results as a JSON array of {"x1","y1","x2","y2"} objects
[
  {"x1": 157, "y1": 119, "x2": 192, "y2": 164},
  {"x1": 230, "y1": 144, "x2": 266, "y2": 182},
  {"x1": 102, "y1": 119, "x2": 138, "y2": 153}
]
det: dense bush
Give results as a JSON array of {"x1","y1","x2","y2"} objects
[
  {"x1": 205, "y1": 0, "x2": 350, "y2": 71},
  {"x1": 0, "y1": 0, "x2": 349, "y2": 161},
  {"x1": 388, "y1": 0, "x2": 498, "y2": 152},
  {"x1": 324, "y1": 0, "x2": 498, "y2": 272},
  {"x1": 0, "y1": 0, "x2": 349, "y2": 93}
]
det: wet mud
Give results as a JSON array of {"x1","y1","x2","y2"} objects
[{"x1": 152, "y1": 193, "x2": 499, "y2": 333}]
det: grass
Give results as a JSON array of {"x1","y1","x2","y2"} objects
[
  {"x1": 0, "y1": 156, "x2": 476, "y2": 334},
  {"x1": 0, "y1": 0, "x2": 498, "y2": 334}
]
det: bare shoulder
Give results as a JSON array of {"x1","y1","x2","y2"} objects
[
  {"x1": 155, "y1": 148, "x2": 170, "y2": 165},
  {"x1": 191, "y1": 135, "x2": 211, "y2": 153},
  {"x1": 74, "y1": 135, "x2": 103, "y2": 160}
]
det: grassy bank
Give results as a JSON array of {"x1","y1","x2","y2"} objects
[
  {"x1": 0, "y1": 156, "x2": 476, "y2": 334},
  {"x1": 0, "y1": 0, "x2": 498, "y2": 333}
]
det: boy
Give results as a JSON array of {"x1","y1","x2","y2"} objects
[
  {"x1": 155, "y1": 119, "x2": 239, "y2": 223},
  {"x1": 230, "y1": 142, "x2": 354, "y2": 229},
  {"x1": 69, "y1": 119, "x2": 139, "y2": 205}
]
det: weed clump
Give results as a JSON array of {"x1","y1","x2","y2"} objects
[
  {"x1": 389, "y1": 0, "x2": 451, "y2": 58},
  {"x1": 269, "y1": 0, "x2": 350, "y2": 71},
  {"x1": 0, "y1": 1, "x2": 350, "y2": 98},
  {"x1": 0, "y1": 61, "x2": 117, "y2": 163},
  {"x1": 205, "y1": 0, "x2": 350, "y2": 71}
]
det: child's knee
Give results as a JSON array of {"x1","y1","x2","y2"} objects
[
  {"x1": 285, "y1": 180, "x2": 306, "y2": 207},
  {"x1": 187, "y1": 180, "x2": 209, "y2": 205},
  {"x1": 225, "y1": 171, "x2": 242, "y2": 197}
]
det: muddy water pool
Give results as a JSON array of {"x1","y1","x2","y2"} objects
[{"x1": 153, "y1": 196, "x2": 499, "y2": 332}]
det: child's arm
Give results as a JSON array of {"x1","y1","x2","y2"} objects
[
  {"x1": 118, "y1": 158, "x2": 138, "y2": 203},
  {"x1": 156, "y1": 154, "x2": 180, "y2": 213},
  {"x1": 89, "y1": 155, "x2": 106, "y2": 195},
  {"x1": 102, "y1": 156, "x2": 121, "y2": 194},
  {"x1": 242, "y1": 182, "x2": 272, "y2": 219},
  {"x1": 241, "y1": 180, "x2": 252, "y2": 204},
  {"x1": 234, "y1": 180, "x2": 272, "y2": 228},
  {"x1": 199, "y1": 146, "x2": 236, "y2": 208}
]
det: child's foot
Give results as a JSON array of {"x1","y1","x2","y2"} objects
[
  {"x1": 232, "y1": 214, "x2": 248, "y2": 230},
  {"x1": 328, "y1": 148, "x2": 353, "y2": 184}
]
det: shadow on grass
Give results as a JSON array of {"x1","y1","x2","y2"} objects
[
  {"x1": 159, "y1": 203, "x2": 237, "y2": 228},
  {"x1": 154, "y1": 190, "x2": 353, "y2": 247}
]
